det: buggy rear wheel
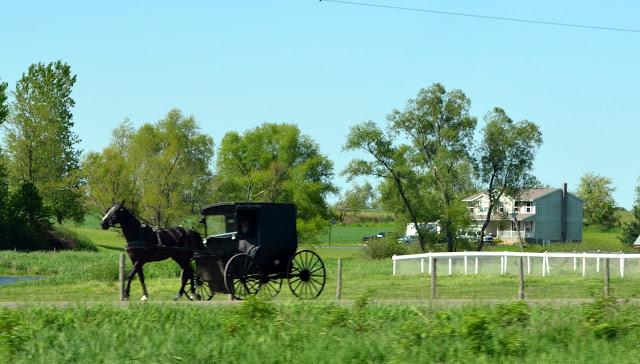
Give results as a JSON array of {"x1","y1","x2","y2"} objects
[
  {"x1": 287, "y1": 250, "x2": 326, "y2": 299},
  {"x1": 224, "y1": 253, "x2": 262, "y2": 300}
]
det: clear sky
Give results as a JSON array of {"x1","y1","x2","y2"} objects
[{"x1": 1, "y1": 1, "x2": 639, "y2": 208}]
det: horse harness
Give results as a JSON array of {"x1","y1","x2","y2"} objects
[{"x1": 124, "y1": 224, "x2": 188, "y2": 252}]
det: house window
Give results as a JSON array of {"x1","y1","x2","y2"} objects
[
  {"x1": 515, "y1": 201, "x2": 532, "y2": 213},
  {"x1": 469, "y1": 207, "x2": 475, "y2": 213}
]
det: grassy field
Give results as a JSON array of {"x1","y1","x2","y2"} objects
[
  {"x1": 3, "y1": 220, "x2": 640, "y2": 362},
  {"x1": 0, "y1": 221, "x2": 635, "y2": 303},
  {"x1": 2, "y1": 247, "x2": 640, "y2": 302},
  {"x1": 3, "y1": 299, "x2": 640, "y2": 363}
]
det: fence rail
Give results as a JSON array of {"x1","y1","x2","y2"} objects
[{"x1": 392, "y1": 251, "x2": 640, "y2": 278}]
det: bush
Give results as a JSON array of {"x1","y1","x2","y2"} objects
[{"x1": 362, "y1": 237, "x2": 406, "y2": 259}]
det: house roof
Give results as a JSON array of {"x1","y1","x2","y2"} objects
[
  {"x1": 462, "y1": 188, "x2": 584, "y2": 202},
  {"x1": 462, "y1": 192, "x2": 487, "y2": 202}
]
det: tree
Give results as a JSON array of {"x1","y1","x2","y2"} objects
[
  {"x1": 3, "y1": 61, "x2": 83, "y2": 224},
  {"x1": 4, "y1": 182, "x2": 52, "y2": 250},
  {"x1": 474, "y1": 107, "x2": 543, "y2": 250},
  {"x1": 83, "y1": 110, "x2": 215, "y2": 227},
  {"x1": 215, "y1": 123, "x2": 336, "y2": 221},
  {"x1": 0, "y1": 164, "x2": 8, "y2": 248},
  {"x1": 620, "y1": 178, "x2": 640, "y2": 246},
  {"x1": 0, "y1": 78, "x2": 7, "y2": 246},
  {"x1": 0, "y1": 77, "x2": 8, "y2": 124},
  {"x1": 334, "y1": 181, "x2": 377, "y2": 222},
  {"x1": 576, "y1": 172, "x2": 618, "y2": 228},
  {"x1": 342, "y1": 121, "x2": 438, "y2": 251},
  {"x1": 388, "y1": 83, "x2": 477, "y2": 252},
  {"x1": 81, "y1": 121, "x2": 139, "y2": 216}
]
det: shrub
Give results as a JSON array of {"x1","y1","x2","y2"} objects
[{"x1": 362, "y1": 237, "x2": 406, "y2": 259}]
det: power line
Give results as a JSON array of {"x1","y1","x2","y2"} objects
[{"x1": 319, "y1": 0, "x2": 640, "y2": 34}]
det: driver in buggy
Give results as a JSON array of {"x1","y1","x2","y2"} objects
[{"x1": 236, "y1": 217, "x2": 259, "y2": 257}]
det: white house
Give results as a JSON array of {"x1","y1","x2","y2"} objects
[{"x1": 462, "y1": 183, "x2": 584, "y2": 244}]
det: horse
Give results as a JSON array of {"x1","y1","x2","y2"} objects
[{"x1": 100, "y1": 202, "x2": 205, "y2": 301}]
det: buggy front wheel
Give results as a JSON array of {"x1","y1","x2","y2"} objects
[
  {"x1": 287, "y1": 250, "x2": 326, "y2": 299},
  {"x1": 224, "y1": 253, "x2": 262, "y2": 300},
  {"x1": 181, "y1": 262, "x2": 213, "y2": 301}
]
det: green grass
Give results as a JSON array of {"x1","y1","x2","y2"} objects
[
  {"x1": 1, "y1": 222, "x2": 639, "y2": 303},
  {"x1": 3, "y1": 299, "x2": 640, "y2": 363},
  {"x1": 316, "y1": 225, "x2": 393, "y2": 245},
  {"x1": 4, "y1": 222, "x2": 640, "y2": 362},
  {"x1": 3, "y1": 249, "x2": 640, "y2": 302}
]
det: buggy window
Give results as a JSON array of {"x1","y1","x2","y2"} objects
[{"x1": 205, "y1": 214, "x2": 236, "y2": 236}]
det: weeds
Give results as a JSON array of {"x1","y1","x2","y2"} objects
[
  {"x1": 0, "y1": 308, "x2": 27, "y2": 360},
  {"x1": 581, "y1": 296, "x2": 640, "y2": 339}
]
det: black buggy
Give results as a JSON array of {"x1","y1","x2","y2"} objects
[{"x1": 187, "y1": 202, "x2": 326, "y2": 300}]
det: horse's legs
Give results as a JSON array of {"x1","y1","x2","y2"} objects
[
  {"x1": 175, "y1": 268, "x2": 190, "y2": 301},
  {"x1": 174, "y1": 260, "x2": 194, "y2": 301},
  {"x1": 124, "y1": 262, "x2": 139, "y2": 301},
  {"x1": 138, "y1": 265, "x2": 149, "y2": 301}
]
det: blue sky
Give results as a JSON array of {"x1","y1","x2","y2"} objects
[{"x1": 1, "y1": 1, "x2": 639, "y2": 208}]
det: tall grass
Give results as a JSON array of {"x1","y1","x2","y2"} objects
[{"x1": 3, "y1": 299, "x2": 640, "y2": 363}]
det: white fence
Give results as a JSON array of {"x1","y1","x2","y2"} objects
[{"x1": 392, "y1": 251, "x2": 640, "y2": 278}]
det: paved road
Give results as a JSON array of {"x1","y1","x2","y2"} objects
[{"x1": 317, "y1": 245, "x2": 362, "y2": 249}]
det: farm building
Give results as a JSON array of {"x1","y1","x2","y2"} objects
[{"x1": 462, "y1": 183, "x2": 584, "y2": 244}]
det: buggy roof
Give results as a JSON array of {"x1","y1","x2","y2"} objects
[{"x1": 201, "y1": 202, "x2": 296, "y2": 216}]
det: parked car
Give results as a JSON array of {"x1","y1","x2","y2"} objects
[
  {"x1": 376, "y1": 232, "x2": 388, "y2": 238},
  {"x1": 362, "y1": 236, "x2": 374, "y2": 242},
  {"x1": 398, "y1": 235, "x2": 418, "y2": 244}
]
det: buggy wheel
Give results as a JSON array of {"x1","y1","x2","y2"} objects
[
  {"x1": 180, "y1": 263, "x2": 213, "y2": 301},
  {"x1": 192, "y1": 275, "x2": 213, "y2": 301},
  {"x1": 224, "y1": 253, "x2": 262, "y2": 300},
  {"x1": 287, "y1": 250, "x2": 326, "y2": 299},
  {"x1": 259, "y1": 275, "x2": 283, "y2": 299}
]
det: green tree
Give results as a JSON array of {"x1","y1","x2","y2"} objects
[
  {"x1": 0, "y1": 78, "x2": 8, "y2": 246},
  {"x1": 5, "y1": 182, "x2": 52, "y2": 250},
  {"x1": 620, "y1": 178, "x2": 640, "y2": 246},
  {"x1": 576, "y1": 172, "x2": 618, "y2": 228},
  {"x1": 0, "y1": 77, "x2": 8, "y2": 124},
  {"x1": 475, "y1": 107, "x2": 543, "y2": 250},
  {"x1": 83, "y1": 110, "x2": 214, "y2": 227},
  {"x1": 334, "y1": 181, "x2": 377, "y2": 222},
  {"x1": 342, "y1": 121, "x2": 438, "y2": 251},
  {"x1": 388, "y1": 83, "x2": 477, "y2": 252},
  {"x1": 215, "y1": 123, "x2": 336, "y2": 245},
  {"x1": 0, "y1": 164, "x2": 8, "y2": 248},
  {"x1": 216, "y1": 123, "x2": 336, "y2": 220},
  {"x1": 3, "y1": 61, "x2": 83, "y2": 224},
  {"x1": 81, "y1": 121, "x2": 139, "y2": 216}
]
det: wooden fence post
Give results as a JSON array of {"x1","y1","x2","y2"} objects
[
  {"x1": 518, "y1": 256, "x2": 525, "y2": 300},
  {"x1": 604, "y1": 258, "x2": 610, "y2": 297},
  {"x1": 336, "y1": 258, "x2": 342, "y2": 300},
  {"x1": 119, "y1": 253, "x2": 126, "y2": 301},
  {"x1": 431, "y1": 258, "x2": 437, "y2": 299}
]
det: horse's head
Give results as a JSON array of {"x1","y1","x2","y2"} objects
[{"x1": 100, "y1": 201, "x2": 125, "y2": 230}]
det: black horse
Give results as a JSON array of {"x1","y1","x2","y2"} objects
[{"x1": 100, "y1": 202, "x2": 204, "y2": 301}]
